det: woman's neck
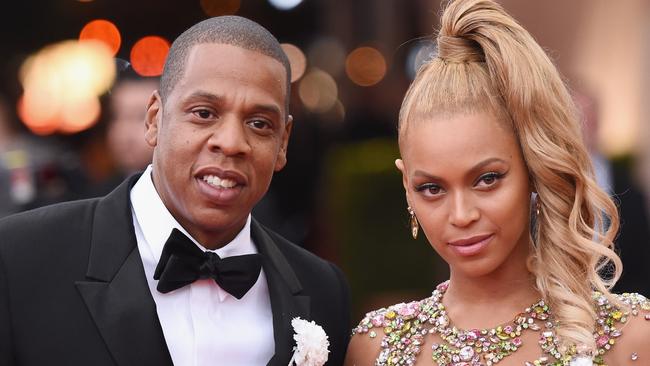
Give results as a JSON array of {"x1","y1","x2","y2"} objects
[
  {"x1": 442, "y1": 255, "x2": 540, "y2": 329},
  {"x1": 447, "y1": 273, "x2": 537, "y2": 303}
]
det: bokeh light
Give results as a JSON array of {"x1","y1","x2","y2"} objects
[
  {"x1": 405, "y1": 40, "x2": 436, "y2": 79},
  {"x1": 59, "y1": 96, "x2": 101, "y2": 134},
  {"x1": 298, "y1": 68, "x2": 338, "y2": 113},
  {"x1": 322, "y1": 99, "x2": 346, "y2": 125},
  {"x1": 200, "y1": 0, "x2": 240, "y2": 16},
  {"x1": 21, "y1": 39, "x2": 115, "y2": 98},
  {"x1": 281, "y1": 43, "x2": 307, "y2": 82},
  {"x1": 345, "y1": 46, "x2": 387, "y2": 87},
  {"x1": 79, "y1": 19, "x2": 121, "y2": 56},
  {"x1": 268, "y1": 0, "x2": 303, "y2": 11},
  {"x1": 130, "y1": 36, "x2": 170, "y2": 77},
  {"x1": 17, "y1": 95, "x2": 60, "y2": 135},
  {"x1": 307, "y1": 37, "x2": 346, "y2": 77},
  {"x1": 18, "y1": 39, "x2": 115, "y2": 134}
]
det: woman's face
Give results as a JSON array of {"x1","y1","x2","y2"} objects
[{"x1": 397, "y1": 111, "x2": 532, "y2": 278}]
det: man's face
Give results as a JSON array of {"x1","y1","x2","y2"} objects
[{"x1": 144, "y1": 43, "x2": 292, "y2": 248}]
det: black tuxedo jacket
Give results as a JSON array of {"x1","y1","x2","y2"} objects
[{"x1": 0, "y1": 175, "x2": 350, "y2": 365}]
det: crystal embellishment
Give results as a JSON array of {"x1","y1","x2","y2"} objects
[{"x1": 352, "y1": 282, "x2": 650, "y2": 366}]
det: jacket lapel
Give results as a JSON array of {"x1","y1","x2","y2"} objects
[
  {"x1": 75, "y1": 175, "x2": 173, "y2": 366},
  {"x1": 252, "y1": 219, "x2": 311, "y2": 366}
]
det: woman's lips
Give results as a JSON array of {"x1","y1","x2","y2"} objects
[{"x1": 447, "y1": 234, "x2": 494, "y2": 256}]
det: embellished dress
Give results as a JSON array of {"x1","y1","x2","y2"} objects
[{"x1": 352, "y1": 282, "x2": 650, "y2": 366}]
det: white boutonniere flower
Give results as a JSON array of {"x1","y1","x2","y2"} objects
[
  {"x1": 569, "y1": 356, "x2": 593, "y2": 366},
  {"x1": 288, "y1": 317, "x2": 330, "y2": 366}
]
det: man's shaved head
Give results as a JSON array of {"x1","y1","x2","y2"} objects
[{"x1": 160, "y1": 15, "x2": 291, "y2": 113}]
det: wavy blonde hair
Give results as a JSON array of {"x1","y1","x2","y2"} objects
[{"x1": 398, "y1": 0, "x2": 622, "y2": 353}]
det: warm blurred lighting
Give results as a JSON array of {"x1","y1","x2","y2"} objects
[
  {"x1": 20, "y1": 40, "x2": 115, "y2": 98},
  {"x1": 307, "y1": 37, "x2": 346, "y2": 77},
  {"x1": 60, "y1": 96, "x2": 101, "y2": 133},
  {"x1": 130, "y1": 36, "x2": 170, "y2": 77},
  {"x1": 345, "y1": 46, "x2": 387, "y2": 87},
  {"x1": 268, "y1": 0, "x2": 303, "y2": 10},
  {"x1": 18, "y1": 40, "x2": 115, "y2": 135},
  {"x1": 200, "y1": 0, "x2": 240, "y2": 16},
  {"x1": 17, "y1": 95, "x2": 60, "y2": 135},
  {"x1": 79, "y1": 19, "x2": 121, "y2": 56},
  {"x1": 600, "y1": 113, "x2": 636, "y2": 156},
  {"x1": 298, "y1": 68, "x2": 338, "y2": 113},
  {"x1": 281, "y1": 43, "x2": 307, "y2": 82},
  {"x1": 405, "y1": 40, "x2": 436, "y2": 79}
]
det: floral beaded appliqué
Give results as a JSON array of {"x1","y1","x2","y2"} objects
[
  {"x1": 590, "y1": 292, "x2": 650, "y2": 365},
  {"x1": 353, "y1": 300, "x2": 426, "y2": 365},
  {"x1": 352, "y1": 282, "x2": 650, "y2": 366}
]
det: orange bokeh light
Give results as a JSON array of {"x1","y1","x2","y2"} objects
[
  {"x1": 79, "y1": 19, "x2": 121, "y2": 56},
  {"x1": 17, "y1": 95, "x2": 60, "y2": 136},
  {"x1": 60, "y1": 96, "x2": 101, "y2": 134},
  {"x1": 18, "y1": 40, "x2": 114, "y2": 135},
  {"x1": 281, "y1": 43, "x2": 307, "y2": 82},
  {"x1": 130, "y1": 36, "x2": 170, "y2": 77},
  {"x1": 345, "y1": 46, "x2": 387, "y2": 87},
  {"x1": 200, "y1": 0, "x2": 240, "y2": 16},
  {"x1": 298, "y1": 68, "x2": 338, "y2": 113}
]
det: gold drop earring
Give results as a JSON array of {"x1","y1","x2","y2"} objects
[{"x1": 407, "y1": 206, "x2": 419, "y2": 239}]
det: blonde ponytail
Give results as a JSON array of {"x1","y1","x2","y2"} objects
[{"x1": 399, "y1": 0, "x2": 622, "y2": 353}]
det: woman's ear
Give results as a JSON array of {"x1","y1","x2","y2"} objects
[
  {"x1": 396, "y1": 158, "x2": 415, "y2": 216},
  {"x1": 395, "y1": 158, "x2": 409, "y2": 193}
]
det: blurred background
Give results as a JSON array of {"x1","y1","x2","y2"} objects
[{"x1": 1, "y1": 0, "x2": 649, "y2": 321}]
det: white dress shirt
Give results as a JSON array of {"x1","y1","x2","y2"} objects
[{"x1": 130, "y1": 166, "x2": 275, "y2": 366}]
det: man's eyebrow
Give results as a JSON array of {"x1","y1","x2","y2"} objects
[
  {"x1": 182, "y1": 91, "x2": 282, "y2": 118},
  {"x1": 251, "y1": 103, "x2": 282, "y2": 118}
]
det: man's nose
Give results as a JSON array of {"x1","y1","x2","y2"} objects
[{"x1": 207, "y1": 117, "x2": 252, "y2": 156}]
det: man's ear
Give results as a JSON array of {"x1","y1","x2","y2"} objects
[
  {"x1": 144, "y1": 90, "x2": 162, "y2": 147},
  {"x1": 274, "y1": 114, "x2": 294, "y2": 172}
]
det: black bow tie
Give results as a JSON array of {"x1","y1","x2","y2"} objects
[{"x1": 153, "y1": 228, "x2": 262, "y2": 299}]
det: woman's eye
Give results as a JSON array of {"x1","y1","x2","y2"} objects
[
  {"x1": 416, "y1": 183, "x2": 444, "y2": 196},
  {"x1": 476, "y1": 172, "x2": 503, "y2": 187}
]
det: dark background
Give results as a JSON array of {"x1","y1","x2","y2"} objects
[{"x1": 1, "y1": 0, "x2": 649, "y2": 319}]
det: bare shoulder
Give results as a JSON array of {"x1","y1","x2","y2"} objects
[
  {"x1": 595, "y1": 292, "x2": 650, "y2": 365},
  {"x1": 345, "y1": 300, "x2": 426, "y2": 366},
  {"x1": 344, "y1": 305, "x2": 389, "y2": 366},
  {"x1": 344, "y1": 328, "x2": 384, "y2": 366}
]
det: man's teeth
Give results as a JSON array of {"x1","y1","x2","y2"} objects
[{"x1": 202, "y1": 175, "x2": 237, "y2": 188}]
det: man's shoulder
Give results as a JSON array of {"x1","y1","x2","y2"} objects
[
  {"x1": 0, "y1": 198, "x2": 101, "y2": 250},
  {"x1": 0, "y1": 174, "x2": 136, "y2": 238},
  {"x1": 0, "y1": 198, "x2": 99, "y2": 227}
]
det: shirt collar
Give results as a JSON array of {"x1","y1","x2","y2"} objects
[{"x1": 130, "y1": 165, "x2": 256, "y2": 264}]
